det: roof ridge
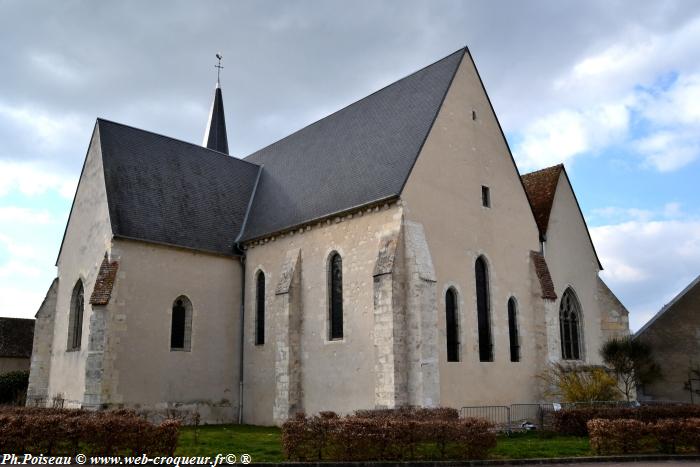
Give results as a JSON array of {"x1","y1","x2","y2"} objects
[
  {"x1": 235, "y1": 165, "x2": 263, "y2": 244},
  {"x1": 96, "y1": 118, "x2": 260, "y2": 169},
  {"x1": 243, "y1": 47, "x2": 468, "y2": 161},
  {"x1": 522, "y1": 163, "x2": 564, "y2": 178}
]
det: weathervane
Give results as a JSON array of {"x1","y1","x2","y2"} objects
[{"x1": 215, "y1": 53, "x2": 224, "y2": 86}]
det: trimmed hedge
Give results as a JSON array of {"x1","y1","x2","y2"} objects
[
  {"x1": 0, "y1": 407, "x2": 180, "y2": 455},
  {"x1": 553, "y1": 405, "x2": 700, "y2": 436},
  {"x1": 281, "y1": 408, "x2": 495, "y2": 461},
  {"x1": 0, "y1": 370, "x2": 29, "y2": 405},
  {"x1": 588, "y1": 418, "x2": 700, "y2": 454},
  {"x1": 354, "y1": 406, "x2": 459, "y2": 420}
]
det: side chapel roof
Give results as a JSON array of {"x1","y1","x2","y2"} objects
[
  {"x1": 521, "y1": 164, "x2": 603, "y2": 270},
  {"x1": 97, "y1": 119, "x2": 261, "y2": 256}
]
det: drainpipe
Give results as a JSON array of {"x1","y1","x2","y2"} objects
[
  {"x1": 237, "y1": 252, "x2": 246, "y2": 424},
  {"x1": 540, "y1": 234, "x2": 547, "y2": 257}
]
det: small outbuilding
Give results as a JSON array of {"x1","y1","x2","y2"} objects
[{"x1": 635, "y1": 275, "x2": 700, "y2": 402}]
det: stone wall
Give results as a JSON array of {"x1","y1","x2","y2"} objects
[
  {"x1": 543, "y1": 172, "x2": 608, "y2": 366},
  {"x1": 242, "y1": 203, "x2": 403, "y2": 426},
  {"x1": 272, "y1": 248, "x2": 303, "y2": 424},
  {"x1": 598, "y1": 277, "x2": 630, "y2": 342},
  {"x1": 49, "y1": 126, "x2": 113, "y2": 407},
  {"x1": 99, "y1": 239, "x2": 242, "y2": 424},
  {"x1": 399, "y1": 49, "x2": 547, "y2": 407},
  {"x1": 0, "y1": 358, "x2": 30, "y2": 375},
  {"x1": 636, "y1": 279, "x2": 700, "y2": 402},
  {"x1": 26, "y1": 279, "x2": 58, "y2": 404}
]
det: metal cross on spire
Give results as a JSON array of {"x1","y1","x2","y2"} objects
[{"x1": 215, "y1": 53, "x2": 224, "y2": 86}]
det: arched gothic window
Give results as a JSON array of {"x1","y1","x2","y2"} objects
[
  {"x1": 255, "y1": 271, "x2": 265, "y2": 346},
  {"x1": 328, "y1": 252, "x2": 343, "y2": 340},
  {"x1": 67, "y1": 280, "x2": 84, "y2": 350},
  {"x1": 171, "y1": 296, "x2": 193, "y2": 351},
  {"x1": 475, "y1": 256, "x2": 493, "y2": 362},
  {"x1": 445, "y1": 287, "x2": 460, "y2": 362},
  {"x1": 560, "y1": 288, "x2": 583, "y2": 360},
  {"x1": 507, "y1": 297, "x2": 520, "y2": 362}
]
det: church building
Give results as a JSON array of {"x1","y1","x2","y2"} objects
[{"x1": 27, "y1": 47, "x2": 629, "y2": 425}]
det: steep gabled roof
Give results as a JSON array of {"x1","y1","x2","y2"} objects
[
  {"x1": 521, "y1": 164, "x2": 603, "y2": 270},
  {"x1": 239, "y1": 48, "x2": 466, "y2": 241},
  {"x1": 98, "y1": 119, "x2": 261, "y2": 256},
  {"x1": 635, "y1": 274, "x2": 700, "y2": 338},
  {"x1": 521, "y1": 164, "x2": 563, "y2": 239},
  {"x1": 0, "y1": 317, "x2": 34, "y2": 358}
]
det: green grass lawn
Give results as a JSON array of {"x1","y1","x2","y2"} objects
[
  {"x1": 176, "y1": 425, "x2": 592, "y2": 463},
  {"x1": 176, "y1": 424, "x2": 284, "y2": 463},
  {"x1": 492, "y1": 432, "x2": 592, "y2": 459}
]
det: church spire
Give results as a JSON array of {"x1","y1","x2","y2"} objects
[{"x1": 202, "y1": 53, "x2": 229, "y2": 154}]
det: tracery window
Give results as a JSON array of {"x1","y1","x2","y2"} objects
[
  {"x1": 475, "y1": 256, "x2": 493, "y2": 362},
  {"x1": 560, "y1": 288, "x2": 583, "y2": 360},
  {"x1": 67, "y1": 280, "x2": 84, "y2": 350},
  {"x1": 328, "y1": 252, "x2": 343, "y2": 340},
  {"x1": 445, "y1": 287, "x2": 460, "y2": 362}
]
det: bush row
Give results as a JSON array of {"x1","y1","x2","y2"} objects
[
  {"x1": 588, "y1": 418, "x2": 700, "y2": 454},
  {"x1": 353, "y1": 406, "x2": 460, "y2": 420},
  {"x1": 0, "y1": 370, "x2": 29, "y2": 405},
  {"x1": 281, "y1": 408, "x2": 495, "y2": 461},
  {"x1": 0, "y1": 407, "x2": 180, "y2": 456},
  {"x1": 553, "y1": 405, "x2": 700, "y2": 436}
]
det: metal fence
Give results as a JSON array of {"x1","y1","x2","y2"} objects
[
  {"x1": 460, "y1": 405, "x2": 511, "y2": 432},
  {"x1": 462, "y1": 399, "x2": 694, "y2": 433}
]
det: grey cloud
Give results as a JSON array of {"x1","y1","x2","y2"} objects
[{"x1": 3, "y1": 0, "x2": 700, "y2": 170}]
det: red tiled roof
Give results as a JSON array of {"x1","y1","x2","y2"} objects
[
  {"x1": 89, "y1": 254, "x2": 119, "y2": 306},
  {"x1": 521, "y1": 164, "x2": 563, "y2": 238},
  {"x1": 530, "y1": 251, "x2": 557, "y2": 301}
]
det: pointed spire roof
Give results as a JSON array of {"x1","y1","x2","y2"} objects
[{"x1": 202, "y1": 83, "x2": 229, "y2": 154}]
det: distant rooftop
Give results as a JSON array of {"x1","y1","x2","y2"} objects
[{"x1": 0, "y1": 317, "x2": 35, "y2": 358}]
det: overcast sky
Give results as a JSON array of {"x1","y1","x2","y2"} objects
[{"x1": 1, "y1": 0, "x2": 699, "y2": 332}]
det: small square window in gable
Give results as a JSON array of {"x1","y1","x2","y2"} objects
[{"x1": 481, "y1": 186, "x2": 491, "y2": 208}]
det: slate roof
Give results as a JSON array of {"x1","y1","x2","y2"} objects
[
  {"x1": 239, "y1": 48, "x2": 466, "y2": 241},
  {"x1": 0, "y1": 317, "x2": 35, "y2": 358},
  {"x1": 98, "y1": 119, "x2": 261, "y2": 256},
  {"x1": 89, "y1": 254, "x2": 119, "y2": 306}
]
